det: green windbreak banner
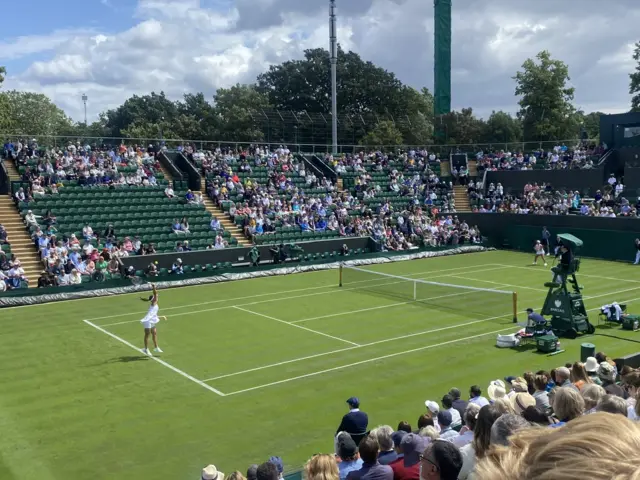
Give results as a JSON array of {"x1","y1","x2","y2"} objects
[{"x1": 434, "y1": 0, "x2": 452, "y2": 119}]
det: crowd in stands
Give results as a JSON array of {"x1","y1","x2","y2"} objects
[
  {"x1": 472, "y1": 175, "x2": 640, "y2": 217},
  {"x1": 198, "y1": 352, "x2": 640, "y2": 480},
  {"x1": 183, "y1": 145, "x2": 475, "y2": 251},
  {"x1": 475, "y1": 143, "x2": 605, "y2": 171}
]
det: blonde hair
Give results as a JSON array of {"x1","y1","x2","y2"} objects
[
  {"x1": 418, "y1": 426, "x2": 439, "y2": 441},
  {"x1": 227, "y1": 472, "x2": 246, "y2": 480},
  {"x1": 493, "y1": 397, "x2": 516, "y2": 415},
  {"x1": 304, "y1": 454, "x2": 339, "y2": 480},
  {"x1": 474, "y1": 413, "x2": 640, "y2": 480},
  {"x1": 581, "y1": 384, "x2": 606, "y2": 411},
  {"x1": 570, "y1": 362, "x2": 592, "y2": 387},
  {"x1": 552, "y1": 387, "x2": 584, "y2": 421}
]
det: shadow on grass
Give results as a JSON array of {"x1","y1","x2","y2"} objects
[
  {"x1": 593, "y1": 332, "x2": 640, "y2": 345},
  {"x1": 116, "y1": 355, "x2": 149, "y2": 363}
]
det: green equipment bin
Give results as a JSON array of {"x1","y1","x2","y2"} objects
[
  {"x1": 581, "y1": 343, "x2": 596, "y2": 362},
  {"x1": 622, "y1": 315, "x2": 640, "y2": 331},
  {"x1": 537, "y1": 335, "x2": 559, "y2": 353}
]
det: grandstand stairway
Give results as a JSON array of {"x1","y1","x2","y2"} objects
[
  {"x1": 452, "y1": 185, "x2": 471, "y2": 213},
  {"x1": 0, "y1": 196, "x2": 41, "y2": 286},
  {"x1": 440, "y1": 160, "x2": 451, "y2": 177},
  {"x1": 200, "y1": 181, "x2": 252, "y2": 247},
  {"x1": 158, "y1": 162, "x2": 174, "y2": 182},
  {"x1": 4, "y1": 158, "x2": 20, "y2": 180},
  {"x1": 468, "y1": 159, "x2": 478, "y2": 177}
]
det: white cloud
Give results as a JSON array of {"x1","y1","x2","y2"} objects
[{"x1": 2, "y1": 0, "x2": 639, "y2": 124}]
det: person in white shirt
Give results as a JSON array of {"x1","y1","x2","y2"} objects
[
  {"x1": 69, "y1": 269, "x2": 82, "y2": 284},
  {"x1": 164, "y1": 186, "x2": 174, "y2": 198},
  {"x1": 450, "y1": 404, "x2": 480, "y2": 449},
  {"x1": 441, "y1": 394, "x2": 462, "y2": 429}
]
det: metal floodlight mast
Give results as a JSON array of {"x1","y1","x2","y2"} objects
[
  {"x1": 82, "y1": 93, "x2": 88, "y2": 126},
  {"x1": 329, "y1": 0, "x2": 338, "y2": 153}
]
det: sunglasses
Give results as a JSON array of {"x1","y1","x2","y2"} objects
[{"x1": 419, "y1": 454, "x2": 439, "y2": 471}]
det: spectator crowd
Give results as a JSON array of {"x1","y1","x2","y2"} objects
[
  {"x1": 475, "y1": 143, "x2": 604, "y2": 172},
  {"x1": 197, "y1": 351, "x2": 640, "y2": 480}
]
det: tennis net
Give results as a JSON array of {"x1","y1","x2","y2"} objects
[{"x1": 339, "y1": 264, "x2": 517, "y2": 321}]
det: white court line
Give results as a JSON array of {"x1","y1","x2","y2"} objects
[
  {"x1": 445, "y1": 275, "x2": 548, "y2": 293},
  {"x1": 222, "y1": 327, "x2": 513, "y2": 396},
  {"x1": 496, "y1": 264, "x2": 640, "y2": 284},
  {"x1": 221, "y1": 295, "x2": 640, "y2": 395},
  {"x1": 204, "y1": 287, "x2": 640, "y2": 384},
  {"x1": 202, "y1": 309, "x2": 515, "y2": 382},
  {"x1": 96, "y1": 265, "x2": 509, "y2": 327},
  {"x1": 290, "y1": 284, "x2": 512, "y2": 324},
  {"x1": 234, "y1": 306, "x2": 359, "y2": 346},
  {"x1": 85, "y1": 263, "x2": 495, "y2": 321},
  {"x1": 82, "y1": 319, "x2": 225, "y2": 396}
]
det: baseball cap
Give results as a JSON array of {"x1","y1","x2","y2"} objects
[
  {"x1": 425, "y1": 400, "x2": 440, "y2": 414},
  {"x1": 268, "y1": 456, "x2": 283, "y2": 474},
  {"x1": 437, "y1": 410, "x2": 453, "y2": 427},
  {"x1": 337, "y1": 435, "x2": 358, "y2": 458},
  {"x1": 401, "y1": 433, "x2": 425, "y2": 466},
  {"x1": 391, "y1": 430, "x2": 407, "y2": 447},
  {"x1": 346, "y1": 397, "x2": 360, "y2": 408}
]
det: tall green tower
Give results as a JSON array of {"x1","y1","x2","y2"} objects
[{"x1": 434, "y1": 0, "x2": 452, "y2": 133}]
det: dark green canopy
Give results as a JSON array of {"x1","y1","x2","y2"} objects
[{"x1": 558, "y1": 233, "x2": 583, "y2": 248}]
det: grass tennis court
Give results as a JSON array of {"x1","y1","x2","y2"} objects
[{"x1": 3, "y1": 250, "x2": 640, "y2": 479}]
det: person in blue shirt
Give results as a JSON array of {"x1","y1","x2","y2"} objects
[
  {"x1": 336, "y1": 433, "x2": 363, "y2": 480},
  {"x1": 336, "y1": 397, "x2": 369, "y2": 444}
]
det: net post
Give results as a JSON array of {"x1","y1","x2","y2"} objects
[
  {"x1": 339, "y1": 263, "x2": 343, "y2": 287},
  {"x1": 413, "y1": 280, "x2": 417, "y2": 301},
  {"x1": 512, "y1": 291, "x2": 518, "y2": 323}
]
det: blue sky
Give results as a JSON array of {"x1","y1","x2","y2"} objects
[{"x1": 1, "y1": 0, "x2": 638, "y2": 123}]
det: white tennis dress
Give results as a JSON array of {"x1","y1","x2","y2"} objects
[
  {"x1": 534, "y1": 243, "x2": 544, "y2": 255},
  {"x1": 141, "y1": 304, "x2": 160, "y2": 329}
]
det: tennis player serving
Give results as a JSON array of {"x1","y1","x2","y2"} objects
[{"x1": 140, "y1": 283, "x2": 166, "y2": 355}]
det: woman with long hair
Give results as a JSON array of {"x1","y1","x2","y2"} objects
[
  {"x1": 458, "y1": 404, "x2": 502, "y2": 479},
  {"x1": 570, "y1": 362, "x2": 593, "y2": 391},
  {"x1": 304, "y1": 454, "x2": 339, "y2": 480}
]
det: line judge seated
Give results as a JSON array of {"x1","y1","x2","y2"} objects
[
  {"x1": 336, "y1": 397, "x2": 369, "y2": 445},
  {"x1": 525, "y1": 308, "x2": 549, "y2": 335}
]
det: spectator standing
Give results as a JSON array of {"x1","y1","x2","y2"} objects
[
  {"x1": 346, "y1": 435, "x2": 393, "y2": 480},
  {"x1": 336, "y1": 397, "x2": 369, "y2": 445},
  {"x1": 336, "y1": 433, "x2": 363, "y2": 480}
]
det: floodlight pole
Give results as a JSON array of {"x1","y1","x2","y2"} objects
[
  {"x1": 82, "y1": 93, "x2": 88, "y2": 126},
  {"x1": 329, "y1": 0, "x2": 338, "y2": 154}
]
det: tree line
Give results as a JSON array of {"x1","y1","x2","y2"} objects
[{"x1": 1, "y1": 43, "x2": 639, "y2": 148}]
